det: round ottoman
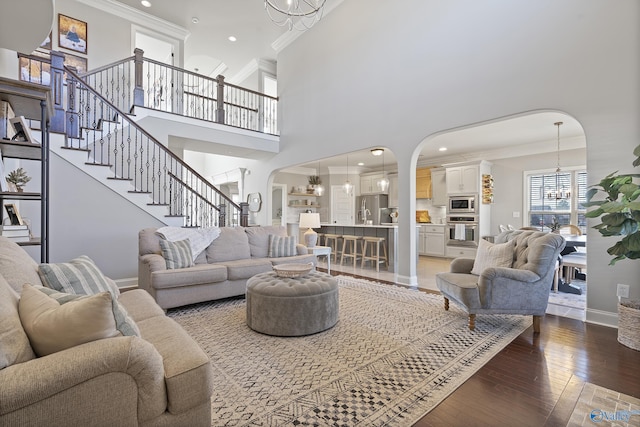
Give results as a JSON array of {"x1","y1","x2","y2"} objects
[{"x1": 246, "y1": 270, "x2": 339, "y2": 336}]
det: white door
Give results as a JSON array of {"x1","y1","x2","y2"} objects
[
  {"x1": 271, "y1": 184, "x2": 287, "y2": 226},
  {"x1": 331, "y1": 185, "x2": 354, "y2": 225}
]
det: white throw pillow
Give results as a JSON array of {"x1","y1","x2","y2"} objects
[{"x1": 470, "y1": 238, "x2": 515, "y2": 275}]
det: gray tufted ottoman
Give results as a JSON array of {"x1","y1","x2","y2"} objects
[{"x1": 246, "y1": 271, "x2": 339, "y2": 336}]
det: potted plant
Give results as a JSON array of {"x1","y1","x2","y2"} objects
[
  {"x1": 308, "y1": 175, "x2": 321, "y2": 193},
  {"x1": 547, "y1": 216, "x2": 561, "y2": 233},
  {"x1": 584, "y1": 144, "x2": 640, "y2": 351},
  {"x1": 6, "y1": 167, "x2": 31, "y2": 192}
]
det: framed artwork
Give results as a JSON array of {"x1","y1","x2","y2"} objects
[
  {"x1": 64, "y1": 53, "x2": 88, "y2": 75},
  {"x1": 9, "y1": 117, "x2": 34, "y2": 144},
  {"x1": 18, "y1": 56, "x2": 51, "y2": 86},
  {"x1": 58, "y1": 14, "x2": 87, "y2": 54},
  {"x1": 40, "y1": 32, "x2": 52, "y2": 50},
  {"x1": 5, "y1": 204, "x2": 24, "y2": 226}
]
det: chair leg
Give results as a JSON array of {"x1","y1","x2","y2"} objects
[
  {"x1": 444, "y1": 297, "x2": 449, "y2": 311},
  {"x1": 533, "y1": 315, "x2": 542, "y2": 333},
  {"x1": 468, "y1": 314, "x2": 476, "y2": 331}
]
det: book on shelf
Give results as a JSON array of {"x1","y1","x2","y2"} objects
[
  {"x1": 2, "y1": 228, "x2": 30, "y2": 237},
  {"x1": 5, "y1": 235, "x2": 31, "y2": 243},
  {"x1": 2, "y1": 224, "x2": 28, "y2": 230}
]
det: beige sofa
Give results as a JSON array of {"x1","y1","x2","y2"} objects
[
  {"x1": 138, "y1": 225, "x2": 317, "y2": 309},
  {"x1": 0, "y1": 237, "x2": 214, "y2": 426}
]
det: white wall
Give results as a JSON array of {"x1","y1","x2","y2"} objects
[{"x1": 253, "y1": 0, "x2": 639, "y2": 325}]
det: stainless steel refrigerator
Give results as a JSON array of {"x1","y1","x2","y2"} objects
[{"x1": 356, "y1": 194, "x2": 389, "y2": 225}]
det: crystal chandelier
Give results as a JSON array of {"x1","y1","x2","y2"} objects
[
  {"x1": 546, "y1": 121, "x2": 571, "y2": 200},
  {"x1": 264, "y1": 0, "x2": 326, "y2": 31}
]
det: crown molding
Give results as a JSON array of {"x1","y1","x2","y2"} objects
[{"x1": 77, "y1": 0, "x2": 190, "y2": 41}]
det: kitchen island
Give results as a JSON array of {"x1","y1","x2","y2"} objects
[{"x1": 318, "y1": 224, "x2": 418, "y2": 273}]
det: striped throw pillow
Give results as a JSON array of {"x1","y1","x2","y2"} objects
[
  {"x1": 38, "y1": 255, "x2": 119, "y2": 298},
  {"x1": 268, "y1": 235, "x2": 297, "y2": 257},
  {"x1": 159, "y1": 238, "x2": 194, "y2": 269},
  {"x1": 34, "y1": 285, "x2": 140, "y2": 337}
]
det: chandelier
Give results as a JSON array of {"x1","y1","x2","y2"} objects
[
  {"x1": 264, "y1": 0, "x2": 326, "y2": 31},
  {"x1": 546, "y1": 121, "x2": 571, "y2": 200}
]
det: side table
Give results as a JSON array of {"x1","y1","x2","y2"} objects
[{"x1": 307, "y1": 245, "x2": 331, "y2": 273}]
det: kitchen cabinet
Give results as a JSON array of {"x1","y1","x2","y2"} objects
[
  {"x1": 446, "y1": 165, "x2": 479, "y2": 194},
  {"x1": 388, "y1": 173, "x2": 398, "y2": 207},
  {"x1": 419, "y1": 224, "x2": 445, "y2": 256},
  {"x1": 431, "y1": 168, "x2": 447, "y2": 206},
  {"x1": 360, "y1": 172, "x2": 388, "y2": 195},
  {"x1": 446, "y1": 246, "x2": 477, "y2": 259},
  {"x1": 416, "y1": 167, "x2": 432, "y2": 199}
]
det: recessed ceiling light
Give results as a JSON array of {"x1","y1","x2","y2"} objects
[
  {"x1": 192, "y1": 17, "x2": 199, "y2": 24},
  {"x1": 141, "y1": 0, "x2": 151, "y2": 7},
  {"x1": 438, "y1": 147, "x2": 447, "y2": 152},
  {"x1": 357, "y1": 162, "x2": 364, "y2": 166},
  {"x1": 228, "y1": 36, "x2": 237, "y2": 42}
]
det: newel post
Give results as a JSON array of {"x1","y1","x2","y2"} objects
[
  {"x1": 218, "y1": 203, "x2": 227, "y2": 227},
  {"x1": 49, "y1": 51, "x2": 65, "y2": 133},
  {"x1": 240, "y1": 202, "x2": 249, "y2": 227},
  {"x1": 216, "y1": 74, "x2": 225, "y2": 124},
  {"x1": 133, "y1": 48, "x2": 145, "y2": 107}
]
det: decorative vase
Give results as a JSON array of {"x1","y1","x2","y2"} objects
[
  {"x1": 16, "y1": 187, "x2": 23, "y2": 193},
  {"x1": 618, "y1": 300, "x2": 640, "y2": 351}
]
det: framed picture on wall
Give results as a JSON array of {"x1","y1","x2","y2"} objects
[
  {"x1": 64, "y1": 53, "x2": 88, "y2": 75},
  {"x1": 58, "y1": 14, "x2": 87, "y2": 54}
]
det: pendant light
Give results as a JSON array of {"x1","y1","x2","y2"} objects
[
  {"x1": 343, "y1": 156, "x2": 353, "y2": 194},
  {"x1": 314, "y1": 160, "x2": 324, "y2": 196},
  {"x1": 376, "y1": 149, "x2": 390, "y2": 192},
  {"x1": 546, "y1": 121, "x2": 571, "y2": 200}
]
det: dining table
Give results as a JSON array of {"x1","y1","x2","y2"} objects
[
  {"x1": 563, "y1": 234, "x2": 586, "y2": 247},
  {"x1": 558, "y1": 234, "x2": 586, "y2": 294}
]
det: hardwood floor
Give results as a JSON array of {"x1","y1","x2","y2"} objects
[{"x1": 322, "y1": 268, "x2": 640, "y2": 427}]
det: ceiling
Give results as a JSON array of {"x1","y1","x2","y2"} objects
[{"x1": 108, "y1": 1, "x2": 586, "y2": 173}]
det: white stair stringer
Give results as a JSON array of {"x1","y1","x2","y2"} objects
[{"x1": 50, "y1": 133, "x2": 184, "y2": 227}]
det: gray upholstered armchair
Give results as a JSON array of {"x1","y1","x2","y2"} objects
[{"x1": 435, "y1": 230, "x2": 565, "y2": 332}]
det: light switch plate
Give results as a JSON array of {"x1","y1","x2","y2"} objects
[
  {"x1": 513, "y1": 211, "x2": 520, "y2": 218},
  {"x1": 617, "y1": 284, "x2": 630, "y2": 298}
]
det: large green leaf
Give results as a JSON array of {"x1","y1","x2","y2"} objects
[
  {"x1": 601, "y1": 201, "x2": 625, "y2": 213},
  {"x1": 622, "y1": 231, "x2": 640, "y2": 251},
  {"x1": 601, "y1": 212, "x2": 628, "y2": 226},
  {"x1": 586, "y1": 207, "x2": 605, "y2": 218}
]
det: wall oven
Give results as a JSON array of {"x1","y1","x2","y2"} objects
[
  {"x1": 446, "y1": 215, "x2": 479, "y2": 247},
  {"x1": 448, "y1": 195, "x2": 478, "y2": 214}
]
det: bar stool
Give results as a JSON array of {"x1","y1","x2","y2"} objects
[
  {"x1": 316, "y1": 233, "x2": 325, "y2": 247},
  {"x1": 340, "y1": 235, "x2": 363, "y2": 267},
  {"x1": 361, "y1": 236, "x2": 388, "y2": 272},
  {"x1": 323, "y1": 234, "x2": 342, "y2": 263}
]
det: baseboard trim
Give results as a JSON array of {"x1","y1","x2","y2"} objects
[{"x1": 585, "y1": 308, "x2": 617, "y2": 328}]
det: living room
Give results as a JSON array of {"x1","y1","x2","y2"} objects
[{"x1": 0, "y1": 0, "x2": 638, "y2": 425}]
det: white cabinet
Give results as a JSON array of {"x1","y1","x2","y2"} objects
[
  {"x1": 360, "y1": 172, "x2": 388, "y2": 195},
  {"x1": 388, "y1": 174, "x2": 398, "y2": 207},
  {"x1": 446, "y1": 165, "x2": 479, "y2": 194},
  {"x1": 445, "y1": 246, "x2": 477, "y2": 259},
  {"x1": 419, "y1": 224, "x2": 445, "y2": 256},
  {"x1": 431, "y1": 168, "x2": 447, "y2": 206}
]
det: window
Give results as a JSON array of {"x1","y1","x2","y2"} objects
[{"x1": 526, "y1": 169, "x2": 587, "y2": 233}]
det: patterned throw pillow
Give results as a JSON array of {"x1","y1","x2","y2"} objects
[
  {"x1": 159, "y1": 239, "x2": 194, "y2": 269},
  {"x1": 268, "y1": 235, "x2": 297, "y2": 257},
  {"x1": 38, "y1": 255, "x2": 119, "y2": 298},
  {"x1": 470, "y1": 238, "x2": 515, "y2": 275},
  {"x1": 35, "y1": 285, "x2": 140, "y2": 338}
]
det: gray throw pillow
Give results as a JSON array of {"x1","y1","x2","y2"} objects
[
  {"x1": 159, "y1": 239, "x2": 194, "y2": 269},
  {"x1": 38, "y1": 255, "x2": 120, "y2": 298},
  {"x1": 268, "y1": 235, "x2": 297, "y2": 257}
]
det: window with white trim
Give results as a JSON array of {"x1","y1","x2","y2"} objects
[{"x1": 526, "y1": 169, "x2": 587, "y2": 233}]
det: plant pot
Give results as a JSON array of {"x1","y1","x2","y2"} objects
[{"x1": 618, "y1": 300, "x2": 640, "y2": 351}]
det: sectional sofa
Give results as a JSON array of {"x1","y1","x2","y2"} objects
[{"x1": 138, "y1": 225, "x2": 316, "y2": 309}]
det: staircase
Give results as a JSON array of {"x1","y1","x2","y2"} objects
[{"x1": 19, "y1": 49, "x2": 280, "y2": 228}]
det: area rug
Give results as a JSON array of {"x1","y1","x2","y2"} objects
[
  {"x1": 168, "y1": 276, "x2": 530, "y2": 426},
  {"x1": 567, "y1": 383, "x2": 640, "y2": 427},
  {"x1": 548, "y1": 280, "x2": 587, "y2": 310}
]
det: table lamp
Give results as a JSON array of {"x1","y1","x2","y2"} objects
[{"x1": 299, "y1": 212, "x2": 321, "y2": 247}]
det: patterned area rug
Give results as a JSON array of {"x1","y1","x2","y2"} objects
[{"x1": 168, "y1": 276, "x2": 530, "y2": 426}]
